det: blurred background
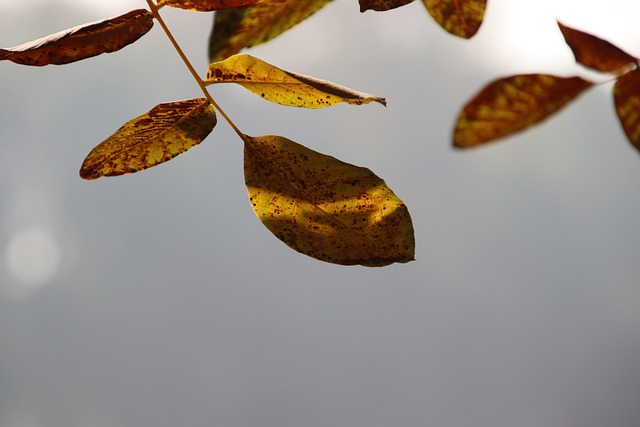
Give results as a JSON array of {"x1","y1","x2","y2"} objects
[{"x1": 1, "y1": 1, "x2": 639, "y2": 426}]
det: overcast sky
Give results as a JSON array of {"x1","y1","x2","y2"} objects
[{"x1": 1, "y1": 1, "x2": 640, "y2": 427}]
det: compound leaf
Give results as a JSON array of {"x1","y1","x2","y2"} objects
[
  {"x1": 359, "y1": 0, "x2": 416, "y2": 12},
  {"x1": 157, "y1": 0, "x2": 258, "y2": 12},
  {"x1": 80, "y1": 98, "x2": 216, "y2": 179},
  {"x1": 422, "y1": 0, "x2": 486, "y2": 39},
  {"x1": 206, "y1": 54, "x2": 386, "y2": 108},
  {"x1": 454, "y1": 74, "x2": 593, "y2": 148},
  {"x1": 614, "y1": 67, "x2": 640, "y2": 153},
  {"x1": 0, "y1": 9, "x2": 153, "y2": 66},
  {"x1": 558, "y1": 21, "x2": 637, "y2": 73},
  {"x1": 208, "y1": 0, "x2": 331, "y2": 62},
  {"x1": 244, "y1": 135, "x2": 415, "y2": 266}
]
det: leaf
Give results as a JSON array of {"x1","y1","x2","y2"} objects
[
  {"x1": 454, "y1": 74, "x2": 593, "y2": 148},
  {"x1": 613, "y1": 67, "x2": 640, "y2": 153},
  {"x1": 80, "y1": 98, "x2": 216, "y2": 179},
  {"x1": 421, "y1": 0, "x2": 486, "y2": 39},
  {"x1": 244, "y1": 135, "x2": 415, "y2": 266},
  {"x1": 206, "y1": 54, "x2": 386, "y2": 108},
  {"x1": 0, "y1": 9, "x2": 154, "y2": 66},
  {"x1": 558, "y1": 21, "x2": 637, "y2": 73},
  {"x1": 208, "y1": 0, "x2": 331, "y2": 62},
  {"x1": 157, "y1": 0, "x2": 258, "y2": 12},
  {"x1": 359, "y1": 0, "x2": 416, "y2": 12}
]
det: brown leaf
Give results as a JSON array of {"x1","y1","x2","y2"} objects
[
  {"x1": 422, "y1": 0, "x2": 486, "y2": 39},
  {"x1": 558, "y1": 21, "x2": 637, "y2": 73},
  {"x1": 208, "y1": 0, "x2": 331, "y2": 62},
  {"x1": 359, "y1": 0, "x2": 416, "y2": 12},
  {"x1": 157, "y1": 0, "x2": 258, "y2": 12},
  {"x1": 0, "y1": 9, "x2": 154, "y2": 66},
  {"x1": 80, "y1": 98, "x2": 216, "y2": 179},
  {"x1": 206, "y1": 54, "x2": 386, "y2": 108},
  {"x1": 613, "y1": 67, "x2": 640, "y2": 152},
  {"x1": 454, "y1": 74, "x2": 593, "y2": 148},
  {"x1": 244, "y1": 135, "x2": 415, "y2": 266}
]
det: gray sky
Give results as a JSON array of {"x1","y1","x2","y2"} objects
[{"x1": 1, "y1": 1, "x2": 640, "y2": 427}]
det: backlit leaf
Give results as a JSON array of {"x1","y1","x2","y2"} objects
[
  {"x1": 157, "y1": 0, "x2": 258, "y2": 12},
  {"x1": 613, "y1": 67, "x2": 640, "y2": 152},
  {"x1": 206, "y1": 54, "x2": 386, "y2": 108},
  {"x1": 359, "y1": 0, "x2": 415, "y2": 12},
  {"x1": 454, "y1": 74, "x2": 593, "y2": 148},
  {"x1": 80, "y1": 98, "x2": 216, "y2": 179},
  {"x1": 244, "y1": 135, "x2": 415, "y2": 266},
  {"x1": 208, "y1": 0, "x2": 331, "y2": 62},
  {"x1": 422, "y1": 0, "x2": 486, "y2": 39},
  {"x1": 558, "y1": 21, "x2": 637, "y2": 73},
  {"x1": 0, "y1": 9, "x2": 153, "y2": 66}
]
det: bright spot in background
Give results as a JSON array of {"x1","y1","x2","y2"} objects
[{"x1": 6, "y1": 227, "x2": 60, "y2": 289}]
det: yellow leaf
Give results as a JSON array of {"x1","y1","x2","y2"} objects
[
  {"x1": 80, "y1": 98, "x2": 216, "y2": 179},
  {"x1": 359, "y1": 0, "x2": 416, "y2": 12},
  {"x1": 614, "y1": 67, "x2": 640, "y2": 152},
  {"x1": 157, "y1": 0, "x2": 258, "y2": 12},
  {"x1": 206, "y1": 54, "x2": 386, "y2": 108},
  {"x1": 422, "y1": 0, "x2": 486, "y2": 39},
  {"x1": 244, "y1": 135, "x2": 415, "y2": 266},
  {"x1": 453, "y1": 74, "x2": 593, "y2": 148},
  {"x1": 0, "y1": 9, "x2": 154, "y2": 66},
  {"x1": 208, "y1": 0, "x2": 331, "y2": 62}
]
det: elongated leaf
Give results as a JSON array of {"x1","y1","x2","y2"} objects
[
  {"x1": 422, "y1": 0, "x2": 486, "y2": 39},
  {"x1": 613, "y1": 67, "x2": 640, "y2": 152},
  {"x1": 454, "y1": 74, "x2": 593, "y2": 148},
  {"x1": 558, "y1": 21, "x2": 637, "y2": 73},
  {"x1": 359, "y1": 0, "x2": 416, "y2": 12},
  {"x1": 208, "y1": 0, "x2": 331, "y2": 62},
  {"x1": 157, "y1": 0, "x2": 258, "y2": 12},
  {"x1": 206, "y1": 54, "x2": 386, "y2": 108},
  {"x1": 244, "y1": 135, "x2": 415, "y2": 266},
  {"x1": 80, "y1": 98, "x2": 216, "y2": 179},
  {"x1": 0, "y1": 9, "x2": 153, "y2": 66}
]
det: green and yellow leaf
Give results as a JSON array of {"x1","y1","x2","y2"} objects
[
  {"x1": 359, "y1": 0, "x2": 416, "y2": 12},
  {"x1": 422, "y1": 0, "x2": 486, "y2": 39},
  {"x1": 0, "y1": 9, "x2": 153, "y2": 66},
  {"x1": 157, "y1": 0, "x2": 258, "y2": 12},
  {"x1": 80, "y1": 98, "x2": 216, "y2": 179},
  {"x1": 454, "y1": 74, "x2": 593, "y2": 148},
  {"x1": 206, "y1": 54, "x2": 386, "y2": 108},
  {"x1": 614, "y1": 67, "x2": 640, "y2": 152},
  {"x1": 244, "y1": 135, "x2": 415, "y2": 266},
  {"x1": 558, "y1": 21, "x2": 637, "y2": 73},
  {"x1": 208, "y1": 0, "x2": 331, "y2": 62}
]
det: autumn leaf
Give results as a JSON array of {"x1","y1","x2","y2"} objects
[
  {"x1": 205, "y1": 54, "x2": 386, "y2": 108},
  {"x1": 359, "y1": 0, "x2": 416, "y2": 12},
  {"x1": 422, "y1": 0, "x2": 486, "y2": 39},
  {"x1": 208, "y1": 0, "x2": 331, "y2": 62},
  {"x1": 613, "y1": 67, "x2": 640, "y2": 153},
  {"x1": 558, "y1": 21, "x2": 637, "y2": 73},
  {"x1": 0, "y1": 9, "x2": 153, "y2": 66},
  {"x1": 157, "y1": 0, "x2": 258, "y2": 12},
  {"x1": 454, "y1": 74, "x2": 593, "y2": 148},
  {"x1": 80, "y1": 98, "x2": 216, "y2": 179},
  {"x1": 244, "y1": 135, "x2": 415, "y2": 266}
]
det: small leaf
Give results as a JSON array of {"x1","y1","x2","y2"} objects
[
  {"x1": 359, "y1": 0, "x2": 416, "y2": 12},
  {"x1": 244, "y1": 135, "x2": 415, "y2": 266},
  {"x1": 0, "y1": 9, "x2": 154, "y2": 66},
  {"x1": 80, "y1": 98, "x2": 216, "y2": 179},
  {"x1": 613, "y1": 67, "x2": 640, "y2": 152},
  {"x1": 206, "y1": 54, "x2": 386, "y2": 108},
  {"x1": 558, "y1": 21, "x2": 637, "y2": 73},
  {"x1": 422, "y1": 0, "x2": 486, "y2": 39},
  {"x1": 208, "y1": 0, "x2": 331, "y2": 62},
  {"x1": 157, "y1": 0, "x2": 258, "y2": 12},
  {"x1": 454, "y1": 74, "x2": 593, "y2": 148}
]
